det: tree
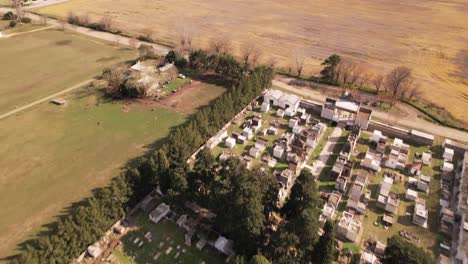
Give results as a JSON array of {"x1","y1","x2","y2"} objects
[
  {"x1": 99, "y1": 15, "x2": 113, "y2": 31},
  {"x1": 175, "y1": 22, "x2": 196, "y2": 54},
  {"x1": 188, "y1": 149, "x2": 216, "y2": 203},
  {"x1": 407, "y1": 86, "x2": 422, "y2": 101},
  {"x1": 313, "y1": 221, "x2": 336, "y2": 264},
  {"x1": 383, "y1": 235, "x2": 434, "y2": 264},
  {"x1": 241, "y1": 41, "x2": 262, "y2": 70},
  {"x1": 294, "y1": 49, "x2": 306, "y2": 77},
  {"x1": 249, "y1": 254, "x2": 270, "y2": 264},
  {"x1": 209, "y1": 34, "x2": 232, "y2": 55},
  {"x1": 321, "y1": 54, "x2": 342, "y2": 84},
  {"x1": 372, "y1": 74, "x2": 384, "y2": 93},
  {"x1": 356, "y1": 65, "x2": 372, "y2": 90},
  {"x1": 282, "y1": 169, "x2": 321, "y2": 218},
  {"x1": 384, "y1": 66, "x2": 415, "y2": 99},
  {"x1": 155, "y1": 149, "x2": 170, "y2": 193}
]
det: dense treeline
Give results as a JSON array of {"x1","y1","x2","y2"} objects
[
  {"x1": 383, "y1": 235, "x2": 435, "y2": 264},
  {"x1": 11, "y1": 51, "x2": 273, "y2": 263}
]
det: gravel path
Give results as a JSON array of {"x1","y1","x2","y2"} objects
[{"x1": 311, "y1": 126, "x2": 343, "y2": 177}]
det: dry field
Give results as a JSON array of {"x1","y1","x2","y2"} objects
[{"x1": 36, "y1": 0, "x2": 468, "y2": 124}]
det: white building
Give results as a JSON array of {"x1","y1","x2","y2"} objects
[
  {"x1": 443, "y1": 147, "x2": 454, "y2": 162},
  {"x1": 260, "y1": 102, "x2": 270, "y2": 112},
  {"x1": 149, "y1": 203, "x2": 170, "y2": 224},
  {"x1": 264, "y1": 89, "x2": 301, "y2": 112},
  {"x1": 406, "y1": 188, "x2": 418, "y2": 201},
  {"x1": 225, "y1": 137, "x2": 236, "y2": 148},
  {"x1": 273, "y1": 145, "x2": 284, "y2": 159},
  {"x1": 242, "y1": 127, "x2": 253, "y2": 140},
  {"x1": 441, "y1": 161, "x2": 454, "y2": 172},
  {"x1": 422, "y1": 152, "x2": 432, "y2": 165},
  {"x1": 289, "y1": 118, "x2": 298, "y2": 128},
  {"x1": 249, "y1": 147, "x2": 260, "y2": 158}
]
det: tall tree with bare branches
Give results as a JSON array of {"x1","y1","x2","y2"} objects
[
  {"x1": 384, "y1": 66, "x2": 415, "y2": 98},
  {"x1": 175, "y1": 23, "x2": 196, "y2": 54},
  {"x1": 294, "y1": 50, "x2": 306, "y2": 78},
  {"x1": 209, "y1": 34, "x2": 232, "y2": 55},
  {"x1": 240, "y1": 41, "x2": 262, "y2": 70},
  {"x1": 372, "y1": 74, "x2": 384, "y2": 93}
]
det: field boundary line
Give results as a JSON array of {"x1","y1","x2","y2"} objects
[
  {"x1": 0, "y1": 79, "x2": 93, "y2": 121},
  {"x1": 3, "y1": 25, "x2": 55, "y2": 38}
]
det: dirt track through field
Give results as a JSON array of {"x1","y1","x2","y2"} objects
[{"x1": 0, "y1": 79, "x2": 92, "y2": 121}]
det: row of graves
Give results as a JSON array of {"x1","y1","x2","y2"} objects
[
  {"x1": 319, "y1": 125, "x2": 367, "y2": 243},
  {"x1": 211, "y1": 90, "x2": 327, "y2": 202}
]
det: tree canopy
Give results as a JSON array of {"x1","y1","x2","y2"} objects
[{"x1": 383, "y1": 235, "x2": 435, "y2": 264}]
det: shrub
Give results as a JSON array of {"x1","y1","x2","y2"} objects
[
  {"x1": 137, "y1": 35, "x2": 154, "y2": 43},
  {"x1": 165, "y1": 50, "x2": 178, "y2": 63},
  {"x1": 9, "y1": 20, "x2": 16, "y2": 28},
  {"x1": 2, "y1": 11, "x2": 16, "y2": 20},
  {"x1": 175, "y1": 57, "x2": 188, "y2": 68},
  {"x1": 20, "y1": 17, "x2": 32, "y2": 23}
]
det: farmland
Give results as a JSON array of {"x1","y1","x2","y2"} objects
[
  {"x1": 35, "y1": 0, "x2": 468, "y2": 124},
  {"x1": 0, "y1": 29, "x2": 136, "y2": 113},
  {"x1": 0, "y1": 26, "x2": 229, "y2": 259}
]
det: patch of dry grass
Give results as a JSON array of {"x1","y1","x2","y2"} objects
[{"x1": 36, "y1": 0, "x2": 468, "y2": 123}]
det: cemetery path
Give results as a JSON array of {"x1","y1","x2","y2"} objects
[{"x1": 311, "y1": 126, "x2": 343, "y2": 177}]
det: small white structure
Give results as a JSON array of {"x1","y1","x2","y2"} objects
[
  {"x1": 360, "y1": 251, "x2": 378, "y2": 264},
  {"x1": 422, "y1": 152, "x2": 432, "y2": 165},
  {"x1": 260, "y1": 102, "x2": 270, "y2": 112},
  {"x1": 406, "y1": 188, "x2": 418, "y2": 201},
  {"x1": 214, "y1": 236, "x2": 235, "y2": 256},
  {"x1": 276, "y1": 109, "x2": 285, "y2": 118},
  {"x1": 264, "y1": 90, "x2": 284, "y2": 106},
  {"x1": 285, "y1": 107, "x2": 295, "y2": 117},
  {"x1": 443, "y1": 147, "x2": 454, "y2": 162},
  {"x1": 249, "y1": 147, "x2": 260, "y2": 158},
  {"x1": 206, "y1": 130, "x2": 228, "y2": 149},
  {"x1": 413, "y1": 199, "x2": 428, "y2": 228},
  {"x1": 273, "y1": 145, "x2": 284, "y2": 159},
  {"x1": 149, "y1": 203, "x2": 170, "y2": 224},
  {"x1": 292, "y1": 125, "x2": 303, "y2": 135},
  {"x1": 360, "y1": 149, "x2": 381, "y2": 172},
  {"x1": 441, "y1": 161, "x2": 454, "y2": 172},
  {"x1": 159, "y1": 63, "x2": 175, "y2": 72},
  {"x1": 289, "y1": 118, "x2": 298, "y2": 128},
  {"x1": 130, "y1": 61, "x2": 146, "y2": 72},
  {"x1": 225, "y1": 137, "x2": 236, "y2": 148},
  {"x1": 87, "y1": 245, "x2": 102, "y2": 259},
  {"x1": 370, "y1": 130, "x2": 383, "y2": 143},
  {"x1": 417, "y1": 174, "x2": 430, "y2": 193},
  {"x1": 242, "y1": 127, "x2": 253, "y2": 140},
  {"x1": 255, "y1": 139, "x2": 268, "y2": 151}
]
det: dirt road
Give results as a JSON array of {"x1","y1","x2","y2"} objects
[{"x1": 273, "y1": 78, "x2": 468, "y2": 143}]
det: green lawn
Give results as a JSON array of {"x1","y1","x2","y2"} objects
[
  {"x1": 162, "y1": 78, "x2": 189, "y2": 94},
  {"x1": 0, "y1": 28, "x2": 136, "y2": 113},
  {"x1": 0, "y1": 89, "x2": 186, "y2": 258},
  {"x1": 113, "y1": 210, "x2": 224, "y2": 264}
]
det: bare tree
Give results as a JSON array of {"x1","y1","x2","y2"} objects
[
  {"x1": 384, "y1": 66, "x2": 415, "y2": 98},
  {"x1": 59, "y1": 19, "x2": 67, "y2": 30},
  {"x1": 356, "y1": 65, "x2": 372, "y2": 90},
  {"x1": 338, "y1": 59, "x2": 358, "y2": 88},
  {"x1": 240, "y1": 41, "x2": 262, "y2": 70},
  {"x1": 407, "y1": 85, "x2": 422, "y2": 101},
  {"x1": 175, "y1": 22, "x2": 196, "y2": 54},
  {"x1": 294, "y1": 49, "x2": 306, "y2": 78},
  {"x1": 99, "y1": 15, "x2": 113, "y2": 31},
  {"x1": 209, "y1": 34, "x2": 232, "y2": 55},
  {"x1": 372, "y1": 74, "x2": 384, "y2": 93}
]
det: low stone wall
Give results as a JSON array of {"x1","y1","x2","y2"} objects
[
  {"x1": 299, "y1": 100, "x2": 322, "y2": 114},
  {"x1": 367, "y1": 121, "x2": 434, "y2": 146}
]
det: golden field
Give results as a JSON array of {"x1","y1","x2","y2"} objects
[{"x1": 36, "y1": 0, "x2": 468, "y2": 124}]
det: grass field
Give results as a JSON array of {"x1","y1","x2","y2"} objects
[
  {"x1": 35, "y1": 0, "x2": 468, "y2": 124},
  {"x1": 0, "y1": 89, "x2": 187, "y2": 258},
  {"x1": 0, "y1": 28, "x2": 136, "y2": 113},
  {"x1": 112, "y1": 209, "x2": 224, "y2": 264}
]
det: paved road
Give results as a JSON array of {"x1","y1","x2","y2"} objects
[
  {"x1": 311, "y1": 126, "x2": 343, "y2": 177},
  {"x1": 273, "y1": 79, "x2": 468, "y2": 143},
  {"x1": 0, "y1": 7, "x2": 170, "y2": 55},
  {"x1": 0, "y1": 79, "x2": 92, "y2": 120}
]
